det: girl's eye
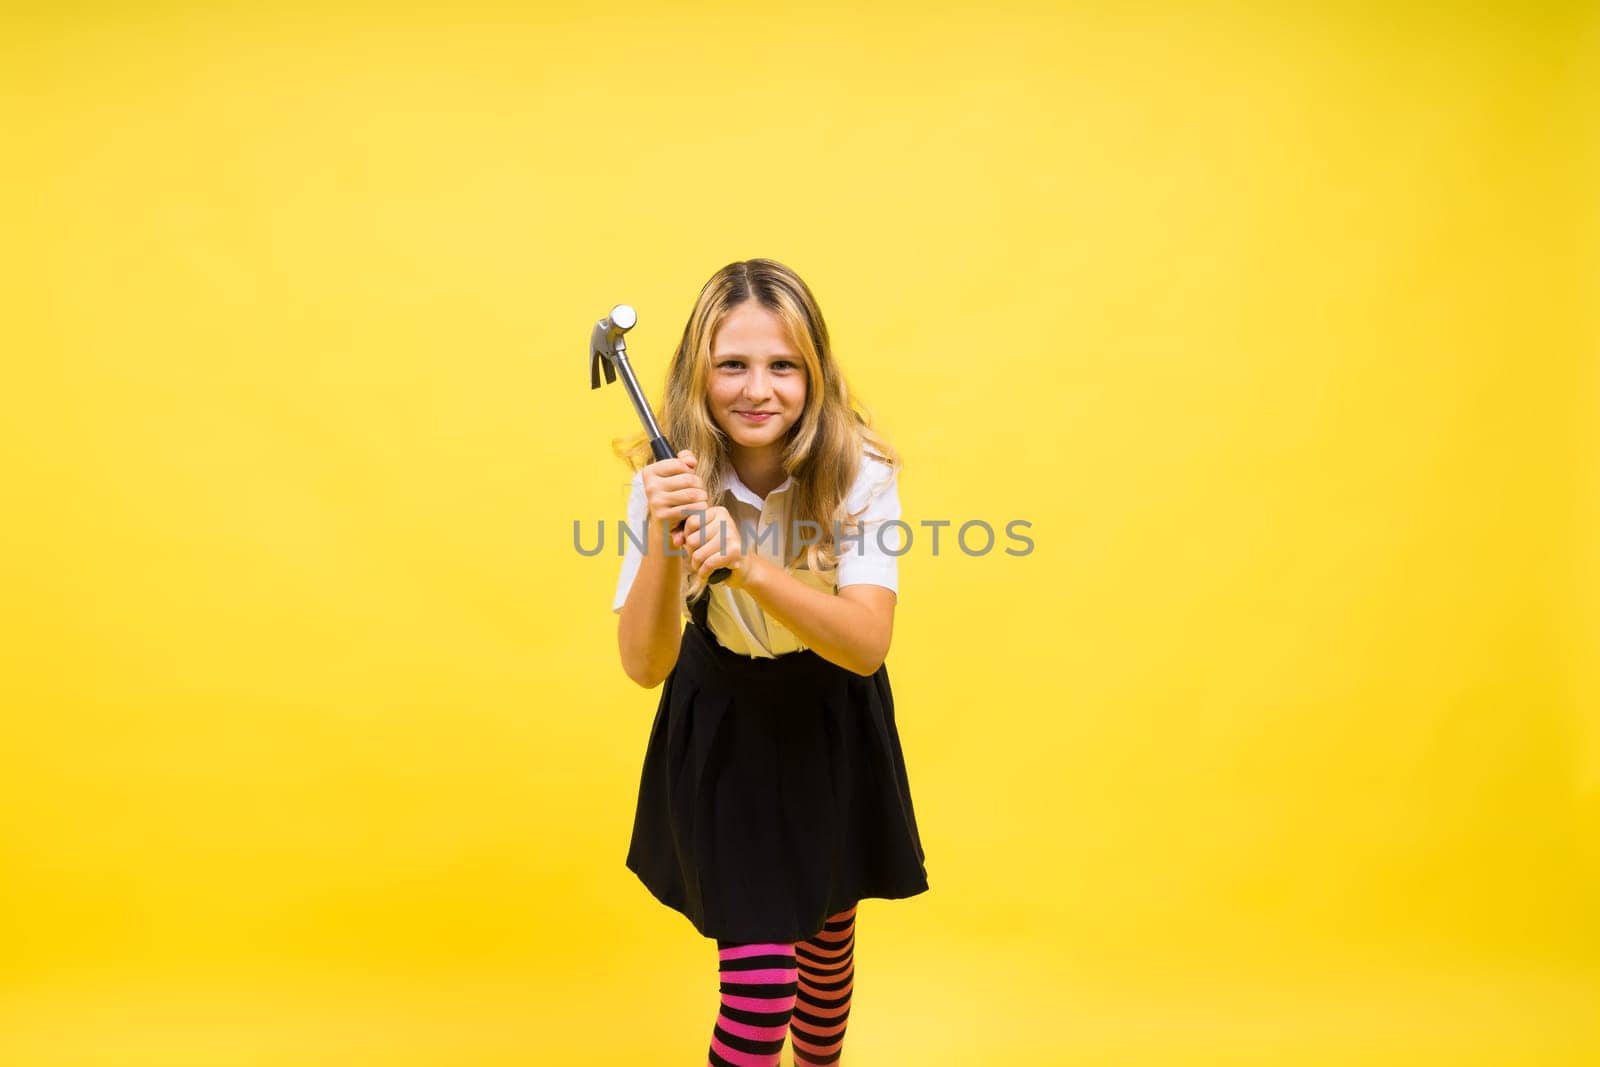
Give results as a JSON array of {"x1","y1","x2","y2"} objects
[{"x1": 715, "y1": 358, "x2": 797, "y2": 371}]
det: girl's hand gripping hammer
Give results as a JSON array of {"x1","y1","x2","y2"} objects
[{"x1": 591, "y1": 304, "x2": 732, "y2": 585}]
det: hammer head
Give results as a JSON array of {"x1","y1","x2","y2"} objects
[{"x1": 589, "y1": 303, "x2": 637, "y2": 389}]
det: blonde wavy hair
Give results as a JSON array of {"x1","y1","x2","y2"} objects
[{"x1": 617, "y1": 258, "x2": 898, "y2": 597}]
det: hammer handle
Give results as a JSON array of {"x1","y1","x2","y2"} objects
[{"x1": 652, "y1": 435, "x2": 731, "y2": 585}]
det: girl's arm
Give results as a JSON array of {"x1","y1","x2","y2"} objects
[
  {"x1": 736, "y1": 560, "x2": 895, "y2": 677},
  {"x1": 617, "y1": 451, "x2": 706, "y2": 688},
  {"x1": 617, "y1": 515, "x2": 686, "y2": 688},
  {"x1": 680, "y1": 463, "x2": 903, "y2": 677}
]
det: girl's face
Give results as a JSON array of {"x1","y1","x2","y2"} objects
[{"x1": 707, "y1": 301, "x2": 808, "y2": 458}]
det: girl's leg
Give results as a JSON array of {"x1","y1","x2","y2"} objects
[
  {"x1": 708, "y1": 940, "x2": 798, "y2": 1067},
  {"x1": 789, "y1": 904, "x2": 857, "y2": 1065}
]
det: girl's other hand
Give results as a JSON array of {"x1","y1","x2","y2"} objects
[
  {"x1": 680, "y1": 505, "x2": 747, "y2": 585},
  {"x1": 641, "y1": 449, "x2": 709, "y2": 526}
]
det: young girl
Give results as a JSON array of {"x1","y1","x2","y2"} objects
[{"x1": 612, "y1": 259, "x2": 928, "y2": 1066}]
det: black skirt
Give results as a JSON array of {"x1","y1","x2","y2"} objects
[{"x1": 625, "y1": 615, "x2": 929, "y2": 944}]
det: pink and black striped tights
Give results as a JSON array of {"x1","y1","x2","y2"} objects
[{"x1": 707, "y1": 904, "x2": 856, "y2": 1067}]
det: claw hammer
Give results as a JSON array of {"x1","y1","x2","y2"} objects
[{"x1": 591, "y1": 304, "x2": 731, "y2": 585}]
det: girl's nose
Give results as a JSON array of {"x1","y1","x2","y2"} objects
[{"x1": 744, "y1": 370, "x2": 772, "y2": 400}]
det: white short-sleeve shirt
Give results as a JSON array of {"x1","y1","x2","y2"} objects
[{"x1": 612, "y1": 452, "x2": 903, "y2": 658}]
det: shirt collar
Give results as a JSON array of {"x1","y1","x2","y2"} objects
[{"x1": 724, "y1": 467, "x2": 793, "y2": 509}]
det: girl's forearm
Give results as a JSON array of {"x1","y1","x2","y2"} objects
[
  {"x1": 735, "y1": 556, "x2": 891, "y2": 676},
  {"x1": 617, "y1": 521, "x2": 685, "y2": 688}
]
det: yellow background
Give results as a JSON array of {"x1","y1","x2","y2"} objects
[{"x1": 2, "y1": 3, "x2": 1596, "y2": 1064}]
